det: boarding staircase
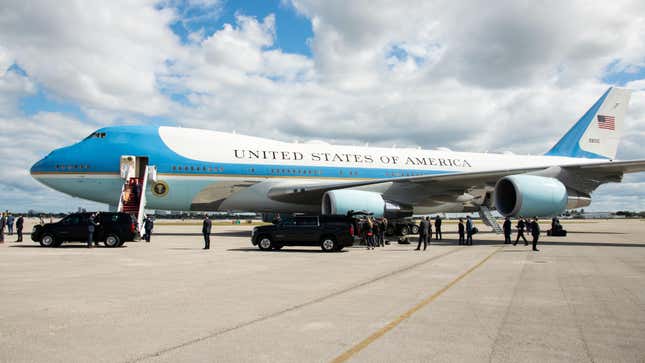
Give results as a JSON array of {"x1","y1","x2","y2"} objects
[
  {"x1": 478, "y1": 205, "x2": 503, "y2": 234},
  {"x1": 117, "y1": 164, "x2": 156, "y2": 237}
]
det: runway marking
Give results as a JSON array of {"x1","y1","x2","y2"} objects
[
  {"x1": 330, "y1": 246, "x2": 502, "y2": 363},
  {"x1": 128, "y1": 247, "x2": 464, "y2": 362}
]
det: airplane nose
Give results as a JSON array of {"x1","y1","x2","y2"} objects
[{"x1": 30, "y1": 157, "x2": 46, "y2": 178}]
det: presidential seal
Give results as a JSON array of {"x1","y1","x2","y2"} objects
[{"x1": 152, "y1": 180, "x2": 169, "y2": 197}]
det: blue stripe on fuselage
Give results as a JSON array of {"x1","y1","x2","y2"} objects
[{"x1": 31, "y1": 125, "x2": 459, "y2": 180}]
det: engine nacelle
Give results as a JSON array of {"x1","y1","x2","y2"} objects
[
  {"x1": 494, "y1": 175, "x2": 568, "y2": 217},
  {"x1": 321, "y1": 190, "x2": 412, "y2": 218}
]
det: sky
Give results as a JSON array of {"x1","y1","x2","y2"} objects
[{"x1": 0, "y1": 0, "x2": 644, "y2": 213}]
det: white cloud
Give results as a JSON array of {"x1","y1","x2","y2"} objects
[
  {"x1": 0, "y1": 0, "x2": 182, "y2": 116},
  {"x1": 0, "y1": 1, "x2": 644, "y2": 212}
]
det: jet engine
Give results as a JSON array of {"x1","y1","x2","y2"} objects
[
  {"x1": 321, "y1": 190, "x2": 412, "y2": 218},
  {"x1": 494, "y1": 175, "x2": 568, "y2": 217}
]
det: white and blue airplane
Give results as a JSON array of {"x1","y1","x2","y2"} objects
[{"x1": 31, "y1": 87, "x2": 645, "y2": 228}]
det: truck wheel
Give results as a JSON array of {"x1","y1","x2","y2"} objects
[
  {"x1": 321, "y1": 236, "x2": 337, "y2": 252},
  {"x1": 410, "y1": 224, "x2": 419, "y2": 234},
  {"x1": 258, "y1": 236, "x2": 273, "y2": 251},
  {"x1": 40, "y1": 234, "x2": 56, "y2": 247},
  {"x1": 105, "y1": 234, "x2": 120, "y2": 248},
  {"x1": 399, "y1": 225, "x2": 410, "y2": 236}
]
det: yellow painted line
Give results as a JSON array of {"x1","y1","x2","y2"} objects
[{"x1": 330, "y1": 247, "x2": 502, "y2": 363}]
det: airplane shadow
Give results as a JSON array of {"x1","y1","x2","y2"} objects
[
  {"x1": 153, "y1": 231, "x2": 250, "y2": 237},
  {"x1": 400, "y1": 237, "x2": 645, "y2": 248}
]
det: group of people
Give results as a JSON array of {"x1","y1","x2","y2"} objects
[
  {"x1": 503, "y1": 216, "x2": 541, "y2": 251},
  {"x1": 355, "y1": 217, "x2": 388, "y2": 250},
  {"x1": 416, "y1": 215, "x2": 446, "y2": 250},
  {"x1": 416, "y1": 215, "x2": 542, "y2": 251},
  {"x1": 0, "y1": 211, "x2": 25, "y2": 243}
]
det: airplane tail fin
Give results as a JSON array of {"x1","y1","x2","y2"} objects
[{"x1": 545, "y1": 87, "x2": 632, "y2": 159}]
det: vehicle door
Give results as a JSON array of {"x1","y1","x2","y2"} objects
[
  {"x1": 273, "y1": 218, "x2": 296, "y2": 243},
  {"x1": 97, "y1": 213, "x2": 117, "y2": 241},
  {"x1": 292, "y1": 216, "x2": 320, "y2": 244},
  {"x1": 58, "y1": 214, "x2": 85, "y2": 241}
]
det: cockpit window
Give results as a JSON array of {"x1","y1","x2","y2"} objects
[{"x1": 84, "y1": 132, "x2": 107, "y2": 140}]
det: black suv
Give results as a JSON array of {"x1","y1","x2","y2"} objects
[
  {"x1": 251, "y1": 215, "x2": 355, "y2": 252},
  {"x1": 31, "y1": 212, "x2": 137, "y2": 248}
]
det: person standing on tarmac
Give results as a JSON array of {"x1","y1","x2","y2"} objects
[
  {"x1": 373, "y1": 219, "x2": 381, "y2": 247},
  {"x1": 382, "y1": 218, "x2": 389, "y2": 245},
  {"x1": 434, "y1": 215, "x2": 442, "y2": 240},
  {"x1": 531, "y1": 217, "x2": 540, "y2": 251},
  {"x1": 15, "y1": 215, "x2": 24, "y2": 242},
  {"x1": 0, "y1": 212, "x2": 5, "y2": 243},
  {"x1": 202, "y1": 214, "x2": 212, "y2": 250},
  {"x1": 143, "y1": 216, "x2": 154, "y2": 242},
  {"x1": 465, "y1": 216, "x2": 474, "y2": 245},
  {"x1": 6, "y1": 213, "x2": 14, "y2": 236},
  {"x1": 416, "y1": 217, "x2": 429, "y2": 250},
  {"x1": 514, "y1": 217, "x2": 528, "y2": 246},
  {"x1": 87, "y1": 213, "x2": 99, "y2": 248},
  {"x1": 503, "y1": 217, "x2": 512, "y2": 244},
  {"x1": 458, "y1": 218, "x2": 465, "y2": 245}
]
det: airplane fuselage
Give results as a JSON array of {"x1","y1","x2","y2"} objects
[{"x1": 30, "y1": 126, "x2": 603, "y2": 214}]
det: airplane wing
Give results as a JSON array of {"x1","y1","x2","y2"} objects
[{"x1": 267, "y1": 159, "x2": 645, "y2": 205}]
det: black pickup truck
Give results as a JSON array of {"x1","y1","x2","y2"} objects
[{"x1": 251, "y1": 215, "x2": 355, "y2": 252}]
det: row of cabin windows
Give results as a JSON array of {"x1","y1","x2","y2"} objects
[
  {"x1": 172, "y1": 165, "x2": 224, "y2": 173},
  {"x1": 270, "y1": 168, "x2": 324, "y2": 176},
  {"x1": 56, "y1": 164, "x2": 90, "y2": 170},
  {"x1": 385, "y1": 171, "x2": 424, "y2": 177}
]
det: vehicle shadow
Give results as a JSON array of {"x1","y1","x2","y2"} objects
[
  {"x1": 227, "y1": 247, "x2": 348, "y2": 254},
  {"x1": 9, "y1": 244, "x2": 127, "y2": 248}
]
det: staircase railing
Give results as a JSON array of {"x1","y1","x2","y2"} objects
[
  {"x1": 136, "y1": 166, "x2": 150, "y2": 237},
  {"x1": 479, "y1": 205, "x2": 503, "y2": 234},
  {"x1": 117, "y1": 165, "x2": 136, "y2": 213}
]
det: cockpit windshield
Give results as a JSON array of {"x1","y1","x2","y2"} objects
[{"x1": 83, "y1": 131, "x2": 107, "y2": 140}]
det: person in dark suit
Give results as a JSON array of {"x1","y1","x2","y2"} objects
[
  {"x1": 202, "y1": 214, "x2": 212, "y2": 249},
  {"x1": 380, "y1": 218, "x2": 387, "y2": 246},
  {"x1": 503, "y1": 217, "x2": 512, "y2": 244},
  {"x1": 15, "y1": 215, "x2": 24, "y2": 242},
  {"x1": 0, "y1": 213, "x2": 5, "y2": 243},
  {"x1": 87, "y1": 213, "x2": 99, "y2": 248},
  {"x1": 466, "y1": 216, "x2": 474, "y2": 245},
  {"x1": 416, "y1": 217, "x2": 429, "y2": 250},
  {"x1": 531, "y1": 217, "x2": 540, "y2": 251},
  {"x1": 434, "y1": 215, "x2": 442, "y2": 240},
  {"x1": 458, "y1": 218, "x2": 465, "y2": 245},
  {"x1": 514, "y1": 217, "x2": 528, "y2": 246},
  {"x1": 143, "y1": 216, "x2": 154, "y2": 242}
]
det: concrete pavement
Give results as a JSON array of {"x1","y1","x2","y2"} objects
[{"x1": 1, "y1": 219, "x2": 644, "y2": 362}]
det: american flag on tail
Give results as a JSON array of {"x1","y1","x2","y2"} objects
[{"x1": 597, "y1": 115, "x2": 615, "y2": 130}]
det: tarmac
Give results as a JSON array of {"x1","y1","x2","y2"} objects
[{"x1": 1, "y1": 219, "x2": 644, "y2": 362}]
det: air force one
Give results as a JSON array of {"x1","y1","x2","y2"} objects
[{"x1": 30, "y1": 87, "x2": 645, "y2": 232}]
